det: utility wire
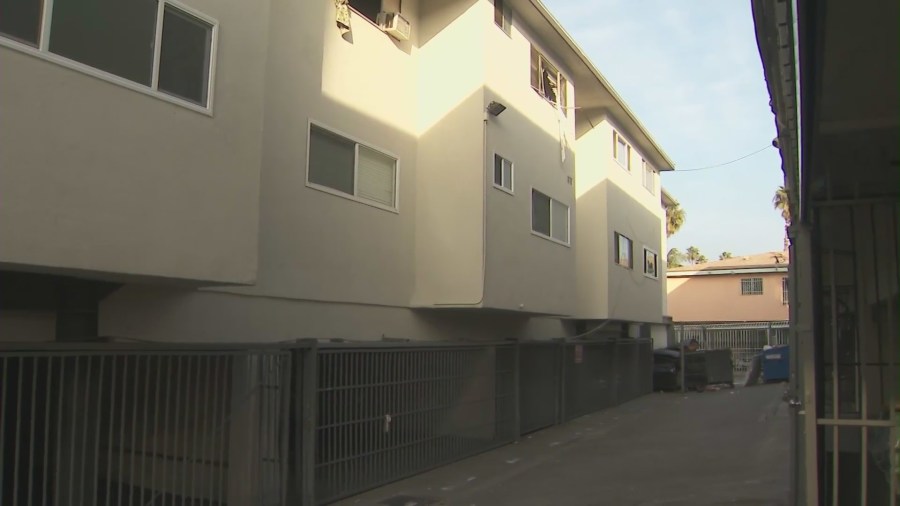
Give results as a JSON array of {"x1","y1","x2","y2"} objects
[{"x1": 672, "y1": 144, "x2": 774, "y2": 172}]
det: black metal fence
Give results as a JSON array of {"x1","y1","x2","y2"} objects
[{"x1": 1, "y1": 338, "x2": 652, "y2": 505}]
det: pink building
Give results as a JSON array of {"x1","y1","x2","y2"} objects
[{"x1": 666, "y1": 251, "x2": 789, "y2": 323}]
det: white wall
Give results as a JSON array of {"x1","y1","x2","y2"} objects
[
  {"x1": 575, "y1": 118, "x2": 665, "y2": 323},
  {"x1": 0, "y1": 0, "x2": 269, "y2": 285}
]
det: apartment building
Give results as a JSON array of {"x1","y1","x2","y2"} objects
[
  {"x1": 667, "y1": 251, "x2": 790, "y2": 323},
  {"x1": 0, "y1": 0, "x2": 674, "y2": 344}
]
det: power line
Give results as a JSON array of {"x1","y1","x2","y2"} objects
[{"x1": 672, "y1": 144, "x2": 774, "y2": 172}]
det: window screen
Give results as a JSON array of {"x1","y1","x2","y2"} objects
[
  {"x1": 0, "y1": 0, "x2": 42, "y2": 45},
  {"x1": 551, "y1": 199, "x2": 568, "y2": 242},
  {"x1": 357, "y1": 145, "x2": 396, "y2": 207},
  {"x1": 309, "y1": 125, "x2": 355, "y2": 196},
  {"x1": 49, "y1": 0, "x2": 157, "y2": 85},
  {"x1": 158, "y1": 6, "x2": 213, "y2": 106}
]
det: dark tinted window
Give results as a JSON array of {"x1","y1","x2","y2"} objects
[
  {"x1": 532, "y1": 190, "x2": 551, "y2": 236},
  {"x1": 0, "y1": 0, "x2": 42, "y2": 46},
  {"x1": 350, "y1": 0, "x2": 380, "y2": 23},
  {"x1": 49, "y1": 0, "x2": 157, "y2": 85},
  {"x1": 309, "y1": 125, "x2": 356, "y2": 196},
  {"x1": 158, "y1": 6, "x2": 212, "y2": 106}
]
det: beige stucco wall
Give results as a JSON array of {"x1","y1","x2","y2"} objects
[
  {"x1": 0, "y1": 0, "x2": 268, "y2": 285},
  {"x1": 667, "y1": 271, "x2": 789, "y2": 322},
  {"x1": 575, "y1": 118, "x2": 665, "y2": 323},
  {"x1": 481, "y1": 5, "x2": 576, "y2": 315}
]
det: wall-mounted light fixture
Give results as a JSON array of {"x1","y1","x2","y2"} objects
[{"x1": 486, "y1": 101, "x2": 507, "y2": 117}]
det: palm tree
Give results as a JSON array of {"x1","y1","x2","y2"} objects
[
  {"x1": 719, "y1": 251, "x2": 733, "y2": 260},
  {"x1": 685, "y1": 246, "x2": 704, "y2": 265},
  {"x1": 665, "y1": 201, "x2": 686, "y2": 238},
  {"x1": 667, "y1": 248, "x2": 683, "y2": 268},
  {"x1": 773, "y1": 186, "x2": 791, "y2": 251}
]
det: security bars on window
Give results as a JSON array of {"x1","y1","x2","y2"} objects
[
  {"x1": 0, "y1": 0, "x2": 216, "y2": 108},
  {"x1": 741, "y1": 277, "x2": 764, "y2": 295}
]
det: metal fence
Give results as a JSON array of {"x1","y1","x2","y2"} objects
[
  {"x1": 675, "y1": 321, "x2": 789, "y2": 372},
  {"x1": 0, "y1": 345, "x2": 291, "y2": 506},
  {"x1": 1, "y1": 338, "x2": 652, "y2": 505},
  {"x1": 313, "y1": 344, "x2": 516, "y2": 504}
]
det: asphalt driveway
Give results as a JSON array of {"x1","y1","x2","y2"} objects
[{"x1": 333, "y1": 383, "x2": 791, "y2": 506}]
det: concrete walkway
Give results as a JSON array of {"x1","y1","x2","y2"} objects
[{"x1": 334, "y1": 383, "x2": 791, "y2": 506}]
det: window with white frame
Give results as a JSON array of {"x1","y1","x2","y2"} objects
[
  {"x1": 493, "y1": 154, "x2": 514, "y2": 193},
  {"x1": 615, "y1": 232, "x2": 633, "y2": 268},
  {"x1": 493, "y1": 0, "x2": 512, "y2": 35},
  {"x1": 642, "y1": 159, "x2": 655, "y2": 194},
  {"x1": 643, "y1": 248, "x2": 659, "y2": 278},
  {"x1": 530, "y1": 45, "x2": 568, "y2": 116},
  {"x1": 741, "y1": 277, "x2": 764, "y2": 295},
  {"x1": 0, "y1": 0, "x2": 216, "y2": 107},
  {"x1": 613, "y1": 131, "x2": 630, "y2": 170},
  {"x1": 782, "y1": 277, "x2": 789, "y2": 304},
  {"x1": 308, "y1": 124, "x2": 398, "y2": 209},
  {"x1": 531, "y1": 189, "x2": 569, "y2": 244}
]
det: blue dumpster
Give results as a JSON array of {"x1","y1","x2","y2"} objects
[{"x1": 761, "y1": 345, "x2": 790, "y2": 382}]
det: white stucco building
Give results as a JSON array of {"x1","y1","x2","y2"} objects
[{"x1": 0, "y1": 0, "x2": 675, "y2": 343}]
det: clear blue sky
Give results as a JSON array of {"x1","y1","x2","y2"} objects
[{"x1": 543, "y1": 0, "x2": 786, "y2": 258}]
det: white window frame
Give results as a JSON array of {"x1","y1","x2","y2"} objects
[
  {"x1": 613, "y1": 131, "x2": 631, "y2": 171},
  {"x1": 642, "y1": 159, "x2": 655, "y2": 194},
  {"x1": 530, "y1": 45, "x2": 569, "y2": 115},
  {"x1": 642, "y1": 247, "x2": 659, "y2": 279},
  {"x1": 492, "y1": 153, "x2": 514, "y2": 195},
  {"x1": 741, "y1": 277, "x2": 764, "y2": 295},
  {"x1": 530, "y1": 188, "x2": 570, "y2": 247},
  {"x1": 0, "y1": 0, "x2": 218, "y2": 114},
  {"x1": 782, "y1": 277, "x2": 789, "y2": 304},
  {"x1": 306, "y1": 120, "x2": 400, "y2": 213},
  {"x1": 614, "y1": 232, "x2": 633, "y2": 269},
  {"x1": 493, "y1": 0, "x2": 512, "y2": 36}
]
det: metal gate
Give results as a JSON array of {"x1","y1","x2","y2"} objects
[
  {"x1": 0, "y1": 344, "x2": 291, "y2": 506},
  {"x1": 519, "y1": 341, "x2": 561, "y2": 434},
  {"x1": 313, "y1": 344, "x2": 516, "y2": 504},
  {"x1": 676, "y1": 321, "x2": 789, "y2": 373},
  {"x1": 807, "y1": 201, "x2": 898, "y2": 505}
]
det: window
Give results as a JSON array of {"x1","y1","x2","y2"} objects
[
  {"x1": 531, "y1": 189, "x2": 569, "y2": 244},
  {"x1": 493, "y1": 154, "x2": 514, "y2": 193},
  {"x1": 349, "y1": 0, "x2": 381, "y2": 23},
  {"x1": 613, "y1": 131, "x2": 630, "y2": 170},
  {"x1": 741, "y1": 278, "x2": 764, "y2": 295},
  {"x1": 782, "y1": 277, "x2": 789, "y2": 304},
  {"x1": 308, "y1": 124, "x2": 398, "y2": 210},
  {"x1": 0, "y1": 0, "x2": 216, "y2": 108},
  {"x1": 643, "y1": 248, "x2": 659, "y2": 278},
  {"x1": 530, "y1": 45, "x2": 568, "y2": 115},
  {"x1": 642, "y1": 160, "x2": 655, "y2": 194},
  {"x1": 615, "y1": 233, "x2": 633, "y2": 268},
  {"x1": 494, "y1": 0, "x2": 511, "y2": 35}
]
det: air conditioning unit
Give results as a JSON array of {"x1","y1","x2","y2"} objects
[{"x1": 377, "y1": 12, "x2": 411, "y2": 41}]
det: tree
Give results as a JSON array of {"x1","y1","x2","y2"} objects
[
  {"x1": 685, "y1": 246, "x2": 706, "y2": 265},
  {"x1": 719, "y1": 251, "x2": 733, "y2": 260},
  {"x1": 665, "y1": 201, "x2": 686, "y2": 238},
  {"x1": 667, "y1": 248, "x2": 683, "y2": 268},
  {"x1": 773, "y1": 185, "x2": 791, "y2": 250}
]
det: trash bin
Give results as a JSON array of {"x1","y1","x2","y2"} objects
[
  {"x1": 703, "y1": 349, "x2": 735, "y2": 387},
  {"x1": 761, "y1": 345, "x2": 790, "y2": 382}
]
